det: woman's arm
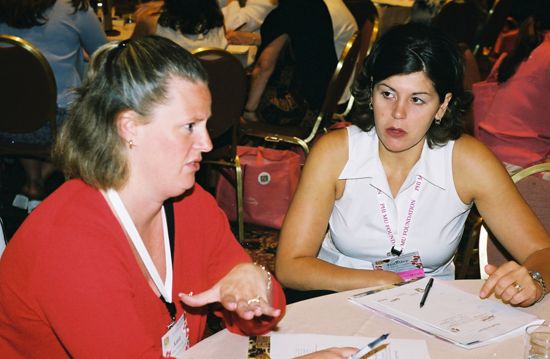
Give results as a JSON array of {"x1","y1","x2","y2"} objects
[
  {"x1": 453, "y1": 135, "x2": 550, "y2": 306},
  {"x1": 131, "y1": 1, "x2": 162, "y2": 38},
  {"x1": 275, "y1": 129, "x2": 402, "y2": 292}
]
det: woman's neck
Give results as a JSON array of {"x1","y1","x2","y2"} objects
[{"x1": 378, "y1": 139, "x2": 425, "y2": 197}]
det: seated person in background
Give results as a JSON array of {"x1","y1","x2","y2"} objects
[
  {"x1": 275, "y1": 23, "x2": 550, "y2": 307},
  {"x1": 473, "y1": 0, "x2": 550, "y2": 175},
  {"x1": 227, "y1": 0, "x2": 338, "y2": 122},
  {"x1": 220, "y1": 0, "x2": 277, "y2": 32},
  {"x1": 132, "y1": 0, "x2": 228, "y2": 52},
  {"x1": 0, "y1": 36, "x2": 285, "y2": 357},
  {"x1": 0, "y1": 0, "x2": 107, "y2": 208}
]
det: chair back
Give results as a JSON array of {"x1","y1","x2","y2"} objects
[
  {"x1": 431, "y1": 0, "x2": 485, "y2": 48},
  {"x1": 472, "y1": 0, "x2": 514, "y2": 56},
  {"x1": 0, "y1": 35, "x2": 57, "y2": 134},
  {"x1": 309, "y1": 31, "x2": 361, "y2": 141},
  {"x1": 193, "y1": 48, "x2": 247, "y2": 142},
  {"x1": 478, "y1": 162, "x2": 550, "y2": 279},
  {"x1": 192, "y1": 48, "x2": 247, "y2": 242},
  {"x1": 241, "y1": 32, "x2": 362, "y2": 154},
  {"x1": 0, "y1": 35, "x2": 57, "y2": 157},
  {"x1": 345, "y1": 0, "x2": 380, "y2": 77}
]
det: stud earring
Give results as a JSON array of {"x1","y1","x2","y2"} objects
[
  {"x1": 434, "y1": 117, "x2": 442, "y2": 125},
  {"x1": 127, "y1": 139, "x2": 135, "y2": 149}
]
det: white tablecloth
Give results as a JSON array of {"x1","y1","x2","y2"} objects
[{"x1": 182, "y1": 280, "x2": 550, "y2": 358}]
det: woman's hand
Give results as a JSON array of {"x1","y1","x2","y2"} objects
[
  {"x1": 131, "y1": 1, "x2": 163, "y2": 38},
  {"x1": 480, "y1": 261, "x2": 542, "y2": 306},
  {"x1": 179, "y1": 263, "x2": 281, "y2": 320},
  {"x1": 294, "y1": 347, "x2": 359, "y2": 358}
]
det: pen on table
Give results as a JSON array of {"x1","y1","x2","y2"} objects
[
  {"x1": 348, "y1": 333, "x2": 390, "y2": 359},
  {"x1": 419, "y1": 277, "x2": 434, "y2": 308}
]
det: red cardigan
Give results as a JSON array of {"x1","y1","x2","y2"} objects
[{"x1": 0, "y1": 180, "x2": 285, "y2": 358}]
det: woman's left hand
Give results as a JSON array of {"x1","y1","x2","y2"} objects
[
  {"x1": 178, "y1": 263, "x2": 281, "y2": 320},
  {"x1": 479, "y1": 261, "x2": 542, "y2": 307}
]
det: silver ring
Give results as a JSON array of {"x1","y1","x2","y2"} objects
[
  {"x1": 247, "y1": 296, "x2": 261, "y2": 305},
  {"x1": 512, "y1": 281, "x2": 523, "y2": 293}
]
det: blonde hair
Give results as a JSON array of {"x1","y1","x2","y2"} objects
[{"x1": 53, "y1": 36, "x2": 208, "y2": 189}]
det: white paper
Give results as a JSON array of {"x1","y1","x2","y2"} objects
[
  {"x1": 349, "y1": 277, "x2": 544, "y2": 349},
  {"x1": 259, "y1": 333, "x2": 430, "y2": 359}
]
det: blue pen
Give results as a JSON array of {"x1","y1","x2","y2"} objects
[{"x1": 348, "y1": 333, "x2": 390, "y2": 359}]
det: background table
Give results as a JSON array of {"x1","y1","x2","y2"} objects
[{"x1": 182, "y1": 280, "x2": 550, "y2": 358}]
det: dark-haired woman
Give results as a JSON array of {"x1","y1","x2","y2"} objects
[
  {"x1": 132, "y1": 0, "x2": 227, "y2": 51},
  {"x1": 275, "y1": 23, "x2": 550, "y2": 308},
  {"x1": 474, "y1": 0, "x2": 550, "y2": 172},
  {"x1": 0, "y1": 0, "x2": 106, "y2": 206}
]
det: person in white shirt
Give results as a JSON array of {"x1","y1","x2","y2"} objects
[
  {"x1": 276, "y1": 23, "x2": 550, "y2": 308},
  {"x1": 220, "y1": 0, "x2": 277, "y2": 32}
]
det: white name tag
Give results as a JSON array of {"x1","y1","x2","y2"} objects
[{"x1": 161, "y1": 315, "x2": 189, "y2": 358}]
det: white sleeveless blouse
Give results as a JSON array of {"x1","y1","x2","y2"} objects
[{"x1": 318, "y1": 126, "x2": 472, "y2": 279}]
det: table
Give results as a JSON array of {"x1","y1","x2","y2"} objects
[{"x1": 182, "y1": 280, "x2": 550, "y2": 358}]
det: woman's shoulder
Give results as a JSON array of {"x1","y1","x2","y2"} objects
[
  {"x1": 452, "y1": 135, "x2": 510, "y2": 201},
  {"x1": 309, "y1": 127, "x2": 349, "y2": 160}
]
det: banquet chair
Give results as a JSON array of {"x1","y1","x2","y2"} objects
[
  {"x1": 192, "y1": 48, "x2": 246, "y2": 243},
  {"x1": 477, "y1": 162, "x2": 550, "y2": 279},
  {"x1": 0, "y1": 35, "x2": 57, "y2": 159},
  {"x1": 337, "y1": 0, "x2": 380, "y2": 119},
  {"x1": 472, "y1": 0, "x2": 514, "y2": 57},
  {"x1": 431, "y1": 0, "x2": 485, "y2": 49},
  {"x1": 241, "y1": 31, "x2": 361, "y2": 154}
]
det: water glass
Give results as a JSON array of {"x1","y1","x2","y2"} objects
[{"x1": 525, "y1": 324, "x2": 550, "y2": 359}]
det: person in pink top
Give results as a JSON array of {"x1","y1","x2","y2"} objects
[{"x1": 473, "y1": 0, "x2": 550, "y2": 172}]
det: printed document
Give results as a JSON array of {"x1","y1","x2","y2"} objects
[{"x1": 349, "y1": 277, "x2": 543, "y2": 349}]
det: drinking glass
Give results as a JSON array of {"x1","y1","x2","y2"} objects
[{"x1": 525, "y1": 324, "x2": 550, "y2": 359}]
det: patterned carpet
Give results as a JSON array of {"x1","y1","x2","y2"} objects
[{"x1": 236, "y1": 224, "x2": 279, "y2": 273}]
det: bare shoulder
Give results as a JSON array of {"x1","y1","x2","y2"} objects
[
  {"x1": 307, "y1": 128, "x2": 349, "y2": 172},
  {"x1": 452, "y1": 135, "x2": 512, "y2": 203}
]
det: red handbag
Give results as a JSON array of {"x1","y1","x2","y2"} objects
[{"x1": 216, "y1": 146, "x2": 302, "y2": 229}]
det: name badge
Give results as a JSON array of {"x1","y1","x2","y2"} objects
[
  {"x1": 374, "y1": 250, "x2": 425, "y2": 281},
  {"x1": 161, "y1": 315, "x2": 189, "y2": 358}
]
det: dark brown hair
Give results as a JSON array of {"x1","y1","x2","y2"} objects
[{"x1": 352, "y1": 23, "x2": 469, "y2": 148}]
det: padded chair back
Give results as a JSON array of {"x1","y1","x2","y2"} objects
[
  {"x1": 431, "y1": 0, "x2": 485, "y2": 48},
  {"x1": 192, "y1": 48, "x2": 247, "y2": 243},
  {"x1": 0, "y1": 35, "x2": 57, "y2": 157},
  {"x1": 478, "y1": 162, "x2": 550, "y2": 279},
  {"x1": 192, "y1": 48, "x2": 247, "y2": 142},
  {"x1": 472, "y1": 0, "x2": 514, "y2": 56}
]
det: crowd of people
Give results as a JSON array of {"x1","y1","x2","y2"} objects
[{"x1": 0, "y1": 0, "x2": 549, "y2": 357}]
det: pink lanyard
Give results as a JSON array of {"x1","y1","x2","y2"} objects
[{"x1": 376, "y1": 175, "x2": 424, "y2": 256}]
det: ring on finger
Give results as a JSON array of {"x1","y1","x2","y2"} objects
[
  {"x1": 512, "y1": 281, "x2": 523, "y2": 293},
  {"x1": 247, "y1": 296, "x2": 261, "y2": 305}
]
